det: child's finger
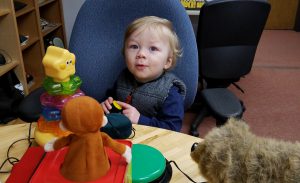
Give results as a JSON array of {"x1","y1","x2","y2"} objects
[
  {"x1": 117, "y1": 101, "x2": 131, "y2": 109},
  {"x1": 101, "y1": 99, "x2": 113, "y2": 114},
  {"x1": 108, "y1": 97, "x2": 114, "y2": 103},
  {"x1": 104, "y1": 100, "x2": 112, "y2": 109},
  {"x1": 101, "y1": 102, "x2": 110, "y2": 114}
]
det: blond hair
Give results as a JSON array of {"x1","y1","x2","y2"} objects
[{"x1": 123, "y1": 16, "x2": 182, "y2": 70}]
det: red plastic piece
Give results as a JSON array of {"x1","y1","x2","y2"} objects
[
  {"x1": 7, "y1": 140, "x2": 132, "y2": 183},
  {"x1": 6, "y1": 147, "x2": 46, "y2": 183}
]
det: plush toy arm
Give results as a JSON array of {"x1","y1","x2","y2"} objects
[
  {"x1": 122, "y1": 145, "x2": 132, "y2": 163},
  {"x1": 44, "y1": 135, "x2": 73, "y2": 152},
  {"x1": 44, "y1": 138, "x2": 57, "y2": 152},
  {"x1": 53, "y1": 135, "x2": 72, "y2": 149},
  {"x1": 101, "y1": 133, "x2": 126, "y2": 154},
  {"x1": 101, "y1": 132, "x2": 131, "y2": 163},
  {"x1": 45, "y1": 134, "x2": 73, "y2": 151}
]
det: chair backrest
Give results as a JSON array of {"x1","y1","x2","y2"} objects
[
  {"x1": 69, "y1": 0, "x2": 198, "y2": 109},
  {"x1": 197, "y1": 0, "x2": 270, "y2": 83}
]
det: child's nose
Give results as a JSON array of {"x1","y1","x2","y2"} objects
[{"x1": 136, "y1": 48, "x2": 146, "y2": 59}]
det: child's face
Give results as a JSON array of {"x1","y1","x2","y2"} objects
[{"x1": 124, "y1": 27, "x2": 173, "y2": 83}]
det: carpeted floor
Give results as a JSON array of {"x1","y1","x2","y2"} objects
[{"x1": 182, "y1": 30, "x2": 300, "y2": 142}]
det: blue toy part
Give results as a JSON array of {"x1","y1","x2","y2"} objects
[{"x1": 41, "y1": 106, "x2": 61, "y2": 121}]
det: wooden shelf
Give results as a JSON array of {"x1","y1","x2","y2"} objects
[
  {"x1": 21, "y1": 36, "x2": 39, "y2": 51},
  {"x1": 29, "y1": 74, "x2": 44, "y2": 92},
  {"x1": 15, "y1": 5, "x2": 35, "y2": 17},
  {"x1": 0, "y1": 9, "x2": 10, "y2": 17},
  {"x1": 39, "y1": 0, "x2": 56, "y2": 7},
  {"x1": 0, "y1": 60, "x2": 18, "y2": 76},
  {"x1": 0, "y1": 0, "x2": 28, "y2": 94},
  {"x1": 1, "y1": 0, "x2": 66, "y2": 95},
  {"x1": 42, "y1": 23, "x2": 62, "y2": 36}
]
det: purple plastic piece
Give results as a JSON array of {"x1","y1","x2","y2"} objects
[{"x1": 40, "y1": 89, "x2": 85, "y2": 110}]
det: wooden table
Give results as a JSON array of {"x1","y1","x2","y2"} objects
[{"x1": 0, "y1": 123, "x2": 206, "y2": 183}]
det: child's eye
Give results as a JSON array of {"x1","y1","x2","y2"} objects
[
  {"x1": 129, "y1": 44, "x2": 138, "y2": 49},
  {"x1": 149, "y1": 46, "x2": 158, "y2": 51}
]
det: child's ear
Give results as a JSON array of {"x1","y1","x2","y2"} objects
[{"x1": 164, "y1": 57, "x2": 173, "y2": 70}]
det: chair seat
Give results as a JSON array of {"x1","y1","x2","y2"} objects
[{"x1": 201, "y1": 88, "x2": 243, "y2": 120}]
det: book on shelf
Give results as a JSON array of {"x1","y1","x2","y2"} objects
[{"x1": 180, "y1": 0, "x2": 205, "y2": 11}]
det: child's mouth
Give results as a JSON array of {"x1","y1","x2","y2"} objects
[{"x1": 136, "y1": 64, "x2": 147, "y2": 70}]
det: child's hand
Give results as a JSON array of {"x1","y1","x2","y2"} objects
[
  {"x1": 101, "y1": 97, "x2": 114, "y2": 114},
  {"x1": 117, "y1": 101, "x2": 140, "y2": 124}
]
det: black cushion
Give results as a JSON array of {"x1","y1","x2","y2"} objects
[{"x1": 17, "y1": 87, "x2": 44, "y2": 122}]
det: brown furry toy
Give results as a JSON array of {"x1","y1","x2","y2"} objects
[
  {"x1": 190, "y1": 118, "x2": 300, "y2": 183},
  {"x1": 44, "y1": 96, "x2": 131, "y2": 182}
]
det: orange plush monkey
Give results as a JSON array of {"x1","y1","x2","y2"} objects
[{"x1": 44, "y1": 96, "x2": 131, "y2": 182}]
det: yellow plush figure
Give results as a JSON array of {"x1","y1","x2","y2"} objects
[{"x1": 42, "y1": 46, "x2": 76, "y2": 82}]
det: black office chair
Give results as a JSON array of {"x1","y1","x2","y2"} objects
[{"x1": 190, "y1": 0, "x2": 271, "y2": 136}]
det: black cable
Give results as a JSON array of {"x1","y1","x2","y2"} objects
[
  {"x1": 6, "y1": 138, "x2": 33, "y2": 165},
  {"x1": 232, "y1": 82, "x2": 245, "y2": 93},
  {"x1": 0, "y1": 157, "x2": 19, "y2": 173},
  {"x1": 0, "y1": 122, "x2": 35, "y2": 173},
  {"x1": 128, "y1": 127, "x2": 136, "y2": 139},
  {"x1": 28, "y1": 122, "x2": 33, "y2": 145},
  {"x1": 168, "y1": 160, "x2": 206, "y2": 183}
]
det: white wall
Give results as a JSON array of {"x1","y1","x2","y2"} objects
[{"x1": 61, "y1": 0, "x2": 85, "y2": 46}]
